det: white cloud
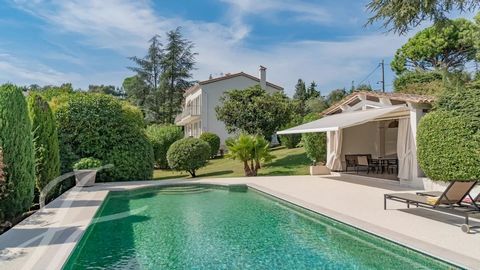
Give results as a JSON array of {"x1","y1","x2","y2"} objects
[
  {"x1": 9, "y1": 0, "x2": 407, "y2": 93},
  {"x1": 0, "y1": 53, "x2": 80, "y2": 85}
]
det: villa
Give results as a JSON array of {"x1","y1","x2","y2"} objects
[
  {"x1": 175, "y1": 66, "x2": 283, "y2": 148},
  {"x1": 278, "y1": 91, "x2": 435, "y2": 189}
]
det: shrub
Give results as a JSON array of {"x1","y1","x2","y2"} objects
[
  {"x1": 27, "y1": 93, "x2": 60, "y2": 195},
  {"x1": 301, "y1": 113, "x2": 327, "y2": 165},
  {"x1": 199, "y1": 132, "x2": 220, "y2": 158},
  {"x1": 146, "y1": 124, "x2": 183, "y2": 168},
  {"x1": 393, "y1": 71, "x2": 444, "y2": 95},
  {"x1": 73, "y1": 158, "x2": 102, "y2": 170},
  {"x1": 55, "y1": 93, "x2": 154, "y2": 182},
  {"x1": 280, "y1": 115, "x2": 302, "y2": 149},
  {"x1": 167, "y1": 137, "x2": 210, "y2": 177},
  {"x1": 417, "y1": 111, "x2": 480, "y2": 181},
  {"x1": 0, "y1": 84, "x2": 35, "y2": 222}
]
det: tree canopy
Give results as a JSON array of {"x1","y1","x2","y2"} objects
[
  {"x1": 391, "y1": 18, "x2": 477, "y2": 75},
  {"x1": 216, "y1": 85, "x2": 291, "y2": 139},
  {"x1": 366, "y1": 0, "x2": 480, "y2": 34}
]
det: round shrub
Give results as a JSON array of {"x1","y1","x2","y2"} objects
[
  {"x1": 0, "y1": 84, "x2": 35, "y2": 222},
  {"x1": 73, "y1": 157, "x2": 102, "y2": 170},
  {"x1": 167, "y1": 137, "x2": 210, "y2": 177},
  {"x1": 146, "y1": 124, "x2": 183, "y2": 168},
  {"x1": 199, "y1": 132, "x2": 220, "y2": 158},
  {"x1": 301, "y1": 113, "x2": 326, "y2": 165},
  {"x1": 55, "y1": 93, "x2": 154, "y2": 182},
  {"x1": 418, "y1": 111, "x2": 480, "y2": 181},
  {"x1": 27, "y1": 93, "x2": 60, "y2": 194}
]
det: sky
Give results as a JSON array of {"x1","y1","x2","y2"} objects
[{"x1": 0, "y1": 0, "x2": 465, "y2": 96}]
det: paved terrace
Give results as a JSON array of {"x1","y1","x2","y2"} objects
[{"x1": 0, "y1": 175, "x2": 479, "y2": 269}]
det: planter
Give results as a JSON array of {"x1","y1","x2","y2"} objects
[
  {"x1": 310, "y1": 165, "x2": 330, "y2": 175},
  {"x1": 74, "y1": 169, "x2": 98, "y2": 187}
]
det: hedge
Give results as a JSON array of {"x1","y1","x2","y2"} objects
[
  {"x1": 28, "y1": 93, "x2": 60, "y2": 196},
  {"x1": 167, "y1": 137, "x2": 210, "y2": 177},
  {"x1": 301, "y1": 113, "x2": 326, "y2": 165},
  {"x1": 417, "y1": 111, "x2": 480, "y2": 181},
  {"x1": 55, "y1": 93, "x2": 154, "y2": 181},
  {"x1": 0, "y1": 84, "x2": 35, "y2": 222},
  {"x1": 146, "y1": 124, "x2": 183, "y2": 168},
  {"x1": 199, "y1": 132, "x2": 220, "y2": 158}
]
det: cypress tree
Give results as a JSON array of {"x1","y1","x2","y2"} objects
[
  {"x1": 0, "y1": 84, "x2": 35, "y2": 222},
  {"x1": 28, "y1": 93, "x2": 60, "y2": 197}
]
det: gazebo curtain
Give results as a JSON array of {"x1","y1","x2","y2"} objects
[
  {"x1": 326, "y1": 129, "x2": 343, "y2": 171},
  {"x1": 397, "y1": 118, "x2": 415, "y2": 180}
]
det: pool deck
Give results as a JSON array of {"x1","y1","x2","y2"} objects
[{"x1": 0, "y1": 175, "x2": 479, "y2": 269}]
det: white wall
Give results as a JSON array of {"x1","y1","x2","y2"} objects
[
  {"x1": 341, "y1": 121, "x2": 380, "y2": 165},
  {"x1": 201, "y1": 76, "x2": 280, "y2": 148}
]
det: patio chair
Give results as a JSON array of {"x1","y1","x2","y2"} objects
[
  {"x1": 355, "y1": 155, "x2": 378, "y2": 174},
  {"x1": 386, "y1": 159, "x2": 398, "y2": 174},
  {"x1": 345, "y1": 155, "x2": 357, "y2": 172},
  {"x1": 384, "y1": 181, "x2": 479, "y2": 233}
]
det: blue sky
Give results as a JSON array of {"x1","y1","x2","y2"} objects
[{"x1": 0, "y1": 0, "x2": 440, "y2": 96}]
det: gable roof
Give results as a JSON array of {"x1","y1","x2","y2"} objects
[
  {"x1": 322, "y1": 91, "x2": 435, "y2": 115},
  {"x1": 184, "y1": 71, "x2": 284, "y2": 95}
]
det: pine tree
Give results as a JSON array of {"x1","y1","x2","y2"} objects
[
  {"x1": 128, "y1": 35, "x2": 165, "y2": 123},
  {"x1": 161, "y1": 27, "x2": 197, "y2": 124},
  {"x1": 293, "y1": 79, "x2": 307, "y2": 101},
  {"x1": 306, "y1": 81, "x2": 320, "y2": 99}
]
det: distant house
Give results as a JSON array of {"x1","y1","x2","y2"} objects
[
  {"x1": 278, "y1": 91, "x2": 436, "y2": 188},
  {"x1": 175, "y1": 66, "x2": 283, "y2": 149}
]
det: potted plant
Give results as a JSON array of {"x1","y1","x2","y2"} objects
[
  {"x1": 309, "y1": 160, "x2": 330, "y2": 175},
  {"x1": 73, "y1": 157, "x2": 102, "y2": 187},
  {"x1": 302, "y1": 123, "x2": 330, "y2": 176}
]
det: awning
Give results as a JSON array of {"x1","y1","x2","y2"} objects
[{"x1": 277, "y1": 105, "x2": 408, "y2": 135}]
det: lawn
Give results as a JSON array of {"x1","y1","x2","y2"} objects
[{"x1": 153, "y1": 146, "x2": 311, "y2": 180}]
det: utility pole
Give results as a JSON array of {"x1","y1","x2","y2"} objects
[{"x1": 380, "y1": 59, "x2": 385, "y2": 92}]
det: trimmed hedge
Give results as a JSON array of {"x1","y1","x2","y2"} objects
[
  {"x1": 301, "y1": 113, "x2": 326, "y2": 165},
  {"x1": 0, "y1": 84, "x2": 35, "y2": 222},
  {"x1": 417, "y1": 111, "x2": 480, "y2": 181},
  {"x1": 55, "y1": 93, "x2": 154, "y2": 182},
  {"x1": 199, "y1": 132, "x2": 220, "y2": 158},
  {"x1": 146, "y1": 124, "x2": 183, "y2": 168},
  {"x1": 27, "y1": 93, "x2": 60, "y2": 195},
  {"x1": 167, "y1": 137, "x2": 210, "y2": 177}
]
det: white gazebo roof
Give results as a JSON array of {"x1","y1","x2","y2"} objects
[{"x1": 277, "y1": 105, "x2": 408, "y2": 135}]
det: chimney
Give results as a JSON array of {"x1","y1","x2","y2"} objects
[{"x1": 259, "y1": 65, "x2": 267, "y2": 90}]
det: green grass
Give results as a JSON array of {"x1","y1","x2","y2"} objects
[{"x1": 153, "y1": 146, "x2": 311, "y2": 180}]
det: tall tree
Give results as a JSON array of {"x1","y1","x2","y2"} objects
[
  {"x1": 123, "y1": 75, "x2": 149, "y2": 107},
  {"x1": 306, "y1": 81, "x2": 320, "y2": 99},
  {"x1": 128, "y1": 35, "x2": 165, "y2": 123},
  {"x1": 391, "y1": 18, "x2": 477, "y2": 75},
  {"x1": 161, "y1": 27, "x2": 197, "y2": 124},
  {"x1": 326, "y1": 88, "x2": 347, "y2": 106},
  {"x1": 366, "y1": 0, "x2": 480, "y2": 34},
  {"x1": 293, "y1": 79, "x2": 307, "y2": 101}
]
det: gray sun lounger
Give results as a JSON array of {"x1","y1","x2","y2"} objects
[{"x1": 384, "y1": 181, "x2": 480, "y2": 233}]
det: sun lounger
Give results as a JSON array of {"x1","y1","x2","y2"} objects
[{"x1": 384, "y1": 181, "x2": 480, "y2": 233}]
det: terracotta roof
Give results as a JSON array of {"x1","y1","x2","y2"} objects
[
  {"x1": 322, "y1": 91, "x2": 436, "y2": 115},
  {"x1": 184, "y1": 72, "x2": 283, "y2": 95}
]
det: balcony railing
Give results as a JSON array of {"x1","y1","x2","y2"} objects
[{"x1": 175, "y1": 105, "x2": 201, "y2": 123}]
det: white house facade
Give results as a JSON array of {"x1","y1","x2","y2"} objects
[
  {"x1": 278, "y1": 91, "x2": 436, "y2": 189},
  {"x1": 175, "y1": 66, "x2": 283, "y2": 149}
]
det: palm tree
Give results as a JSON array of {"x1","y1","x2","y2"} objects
[{"x1": 226, "y1": 134, "x2": 275, "y2": 176}]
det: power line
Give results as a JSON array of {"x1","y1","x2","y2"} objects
[{"x1": 357, "y1": 64, "x2": 380, "y2": 86}]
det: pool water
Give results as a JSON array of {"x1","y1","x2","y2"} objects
[{"x1": 64, "y1": 185, "x2": 457, "y2": 269}]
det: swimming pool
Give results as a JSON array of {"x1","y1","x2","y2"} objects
[{"x1": 63, "y1": 185, "x2": 458, "y2": 269}]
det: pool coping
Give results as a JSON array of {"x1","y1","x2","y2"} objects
[{"x1": 0, "y1": 179, "x2": 478, "y2": 269}]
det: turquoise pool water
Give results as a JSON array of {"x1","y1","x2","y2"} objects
[{"x1": 64, "y1": 185, "x2": 457, "y2": 269}]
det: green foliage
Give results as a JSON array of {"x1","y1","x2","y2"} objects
[
  {"x1": 145, "y1": 124, "x2": 183, "y2": 168},
  {"x1": 216, "y1": 85, "x2": 292, "y2": 139},
  {"x1": 88, "y1": 85, "x2": 124, "y2": 97},
  {"x1": 226, "y1": 134, "x2": 275, "y2": 176},
  {"x1": 27, "y1": 93, "x2": 60, "y2": 195},
  {"x1": 435, "y1": 83, "x2": 480, "y2": 121},
  {"x1": 280, "y1": 115, "x2": 303, "y2": 149},
  {"x1": 305, "y1": 97, "x2": 328, "y2": 114},
  {"x1": 394, "y1": 70, "x2": 445, "y2": 95},
  {"x1": 391, "y1": 18, "x2": 477, "y2": 74},
  {"x1": 0, "y1": 84, "x2": 35, "y2": 222},
  {"x1": 301, "y1": 113, "x2": 327, "y2": 165},
  {"x1": 293, "y1": 79, "x2": 307, "y2": 102},
  {"x1": 326, "y1": 88, "x2": 347, "y2": 106},
  {"x1": 355, "y1": 84, "x2": 373, "y2": 91},
  {"x1": 167, "y1": 137, "x2": 210, "y2": 177},
  {"x1": 55, "y1": 93, "x2": 154, "y2": 181},
  {"x1": 366, "y1": 0, "x2": 479, "y2": 34},
  {"x1": 128, "y1": 29, "x2": 196, "y2": 124},
  {"x1": 73, "y1": 157, "x2": 102, "y2": 170},
  {"x1": 417, "y1": 111, "x2": 480, "y2": 181},
  {"x1": 199, "y1": 132, "x2": 220, "y2": 158},
  {"x1": 35, "y1": 83, "x2": 74, "y2": 101}
]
